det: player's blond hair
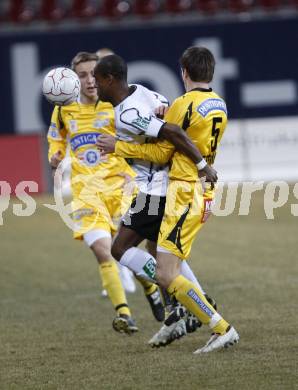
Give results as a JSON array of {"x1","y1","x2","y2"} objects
[
  {"x1": 71, "y1": 52, "x2": 99, "y2": 72},
  {"x1": 96, "y1": 48, "x2": 114, "y2": 59}
]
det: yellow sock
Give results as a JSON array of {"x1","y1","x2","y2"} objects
[
  {"x1": 99, "y1": 261, "x2": 131, "y2": 317},
  {"x1": 135, "y1": 274, "x2": 157, "y2": 296},
  {"x1": 212, "y1": 319, "x2": 230, "y2": 335},
  {"x1": 167, "y1": 275, "x2": 229, "y2": 334}
]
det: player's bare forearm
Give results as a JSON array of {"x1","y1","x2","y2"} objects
[
  {"x1": 159, "y1": 123, "x2": 202, "y2": 164},
  {"x1": 159, "y1": 123, "x2": 218, "y2": 185}
]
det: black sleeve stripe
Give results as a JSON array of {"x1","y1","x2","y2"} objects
[{"x1": 57, "y1": 106, "x2": 64, "y2": 130}]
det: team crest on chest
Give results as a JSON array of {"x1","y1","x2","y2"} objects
[{"x1": 77, "y1": 149, "x2": 101, "y2": 167}]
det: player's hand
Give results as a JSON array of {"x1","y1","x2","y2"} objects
[
  {"x1": 50, "y1": 150, "x2": 63, "y2": 179},
  {"x1": 199, "y1": 164, "x2": 218, "y2": 189},
  {"x1": 96, "y1": 134, "x2": 116, "y2": 155},
  {"x1": 155, "y1": 105, "x2": 169, "y2": 119},
  {"x1": 50, "y1": 150, "x2": 63, "y2": 169},
  {"x1": 118, "y1": 172, "x2": 134, "y2": 185}
]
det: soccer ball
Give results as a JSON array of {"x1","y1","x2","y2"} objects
[{"x1": 42, "y1": 67, "x2": 80, "y2": 106}]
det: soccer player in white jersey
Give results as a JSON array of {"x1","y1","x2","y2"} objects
[
  {"x1": 96, "y1": 47, "x2": 137, "y2": 298},
  {"x1": 96, "y1": 50, "x2": 239, "y2": 353},
  {"x1": 94, "y1": 54, "x2": 218, "y2": 345}
]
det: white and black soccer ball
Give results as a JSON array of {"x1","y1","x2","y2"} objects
[{"x1": 42, "y1": 67, "x2": 81, "y2": 106}]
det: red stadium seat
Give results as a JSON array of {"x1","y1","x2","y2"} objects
[
  {"x1": 258, "y1": 0, "x2": 282, "y2": 8},
  {"x1": 226, "y1": 0, "x2": 256, "y2": 12},
  {"x1": 101, "y1": 0, "x2": 132, "y2": 18},
  {"x1": 134, "y1": 0, "x2": 161, "y2": 17},
  {"x1": 40, "y1": 0, "x2": 65, "y2": 21},
  {"x1": 8, "y1": 0, "x2": 34, "y2": 23},
  {"x1": 165, "y1": 0, "x2": 193, "y2": 13},
  {"x1": 196, "y1": 0, "x2": 222, "y2": 13},
  {"x1": 71, "y1": 0, "x2": 97, "y2": 18}
]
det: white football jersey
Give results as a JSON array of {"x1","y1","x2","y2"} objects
[{"x1": 114, "y1": 84, "x2": 169, "y2": 196}]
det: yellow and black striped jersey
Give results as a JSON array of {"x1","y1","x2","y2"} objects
[
  {"x1": 114, "y1": 87, "x2": 227, "y2": 182},
  {"x1": 165, "y1": 87, "x2": 227, "y2": 181}
]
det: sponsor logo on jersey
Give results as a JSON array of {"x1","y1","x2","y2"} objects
[
  {"x1": 70, "y1": 132, "x2": 101, "y2": 151},
  {"x1": 120, "y1": 108, "x2": 152, "y2": 132},
  {"x1": 143, "y1": 258, "x2": 156, "y2": 280},
  {"x1": 71, "y1": 208, "x2": 94, "y2": 220},
  {"x1": 131, "y1": 116, "x2": 151, "y2": 131},
  {"x1": 93, "y1": 118, "x2": 110, "y2": 129},
  {"x1": 96, "y1": 111, "x2": 109, "y2": 116},
  {"x1": 197, "y1": 98, "x2": 227, "y2": 118},
  {"x1": 201, "y1": 198, "x2": 213, "y2": 223},
  {"x1": 49, "y1": 126, "x2": 61, "y2": 139},
  {"x1": 69, "y1": 120, "x2": 78, "y2": 133},
  {"x1": 187, "y1": 289, "x2": 214, "y2": 317}
]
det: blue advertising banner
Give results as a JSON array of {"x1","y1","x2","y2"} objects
[{"x1": 1, "y1": 16, "x2": 298, "y2": 134}]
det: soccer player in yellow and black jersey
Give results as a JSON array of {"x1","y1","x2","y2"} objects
[
  {"x1": 47, "y1": 52, "x2": 164, "y2": 334},
  {"x1": 98, "y1": 47, "x2": 239, "y2": 352}
]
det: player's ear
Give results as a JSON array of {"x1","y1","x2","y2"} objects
[
  {"x1": 181, "y1": 68, "x2": 187, "y2": 81},
  {"x1": 107, "y1": 74, "x2": 114, "y2": 85}
]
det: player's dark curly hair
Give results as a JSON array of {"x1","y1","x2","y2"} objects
[
  {"x1": 180, "y1": 47, "x2": 215, "y2": 83},
  {"x1": 94, "y1": 54, "x2": 127, "y2": 81}
]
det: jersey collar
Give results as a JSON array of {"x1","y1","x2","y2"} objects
[
  {"x1": 189, "y1": 87, "x2": 213, "y2": 92},
  {"x1": 114, "y1": 85, "x2": 137, "y2": 108}
]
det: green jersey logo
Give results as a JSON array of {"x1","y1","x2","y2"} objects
[
  {"x1": 143, "y1": 258, "x2": 156, "y2": 280},
  {"x1": 131, "y1": 116, "x2": 151, "y2": 131}
]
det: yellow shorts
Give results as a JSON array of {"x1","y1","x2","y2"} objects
[
  {"x1": 71, "y1": 175, "x2": 135, "y2": 240},
  {"x1": 158, "y1": 180, "x2": 214, "y2": 259}
]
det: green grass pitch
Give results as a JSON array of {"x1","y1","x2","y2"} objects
[{"x1": 0, "y1": 191, "x2": 297, "y2": 389}]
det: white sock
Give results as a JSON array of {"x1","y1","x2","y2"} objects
[
  {"x1": 120, "y1": 248, "x2": 207, "y2": 294},
  {"x1": 180, "y1": 261, "x2": 206, "y2": 295},
  {"x1": 118, "y1": 263, "x2": 136, "y2": 293},
  {"x1": 119, "y1": 247, "x2": 156, "y2": 283}
]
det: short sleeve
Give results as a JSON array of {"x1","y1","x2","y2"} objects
[
  {"x1": 151, "y1": 91, "x2": 169, "y2": 107},
  {"x1": 47, "y1": 106, "x2": 67, "y2": 161},
  {"x1": 119, "y1": 108, "x2": 165, "y2": 138}
]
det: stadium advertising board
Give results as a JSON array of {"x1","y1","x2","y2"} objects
[{"x1": 0, "y1": 17, "x2": 297, "y2": 181}]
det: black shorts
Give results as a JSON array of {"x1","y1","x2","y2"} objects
[{"x1": 121, "y1": 192, "x2": 166, "y2": 242}]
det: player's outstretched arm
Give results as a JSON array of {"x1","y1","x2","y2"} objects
[
  {"x1": 47, "y1": 106, "x2": 67, "y2": 170},
  {"x1": 115, "y1": 139, "x2": 174, "y2": 164},
  {"x1": 159, "y1": 122, "x2": 218, "y2": 184},
  {"x1": 97, "y1": 134, "x2": 174, "y2": 164}
]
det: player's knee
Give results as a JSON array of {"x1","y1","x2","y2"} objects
[
  {"x1": 111, "y1": 241, "x2": 124, "y2": 261},
  {"x1": 156, "y1": 266, "x2": 171, "y2": 289},
  {"x1": 145, "y1": 240, "x2": 157, "y2": 258},
  {"x1": 91, "y1": 240, "x2": 111, "y2": 263},
  {"x1": 111, "y1": 234, "x2": 135, "y2": 261}
]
